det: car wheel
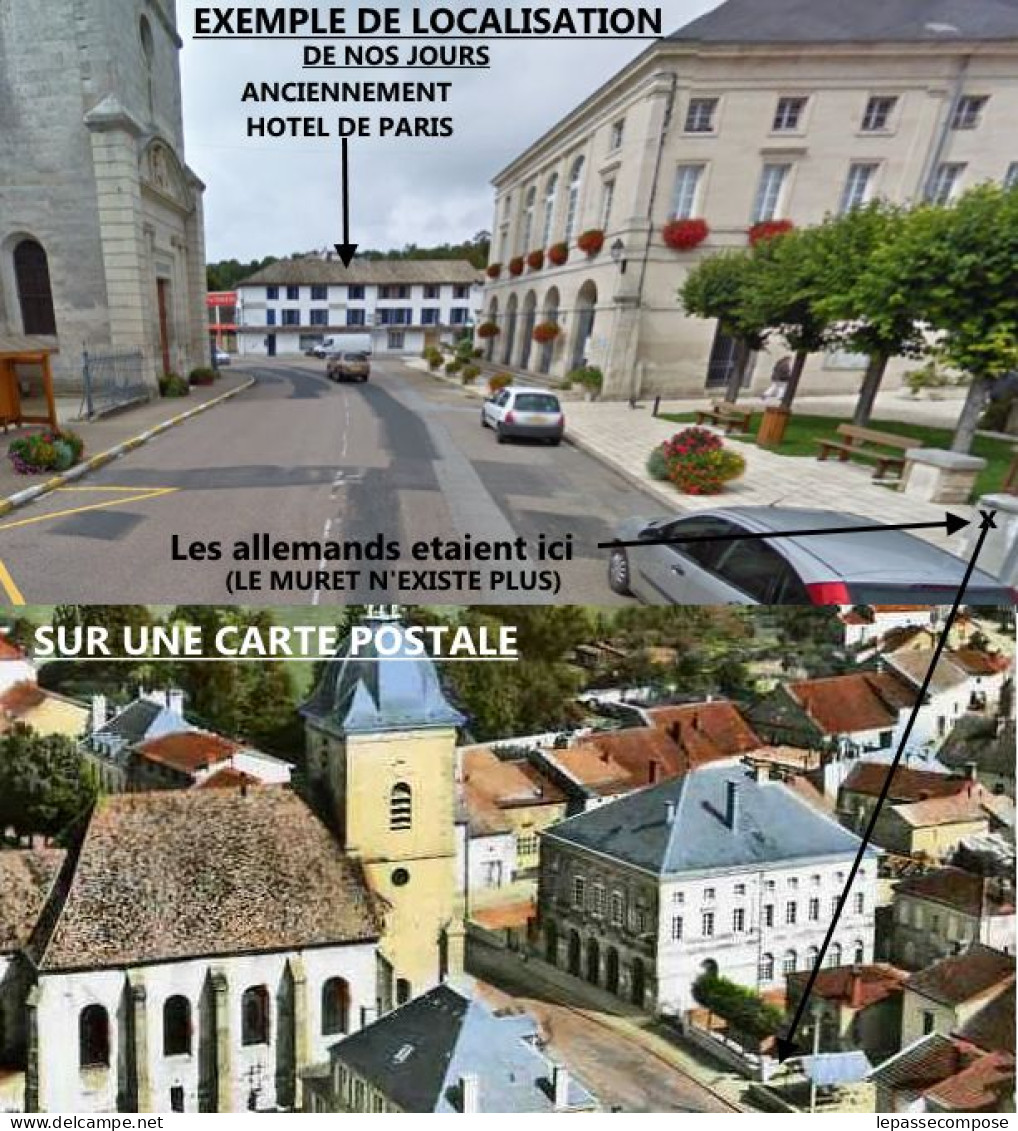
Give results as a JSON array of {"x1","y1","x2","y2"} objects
[
  {"x1": 496, "y1": 424, "x2": 508, "y2": 444},
  {"x1": 608, "y1": 548, "x2": 633, "y2": 596},
  {"x1": 361, "y1": 374, "x2": 369, "y2": 382},
  {"x1": 548, "y1": 437, "x2": 561, "y2": 446}
]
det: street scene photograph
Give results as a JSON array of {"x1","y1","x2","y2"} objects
[{"x1": 0, "y1": 602, "x2": 1014, "y2": 1114}]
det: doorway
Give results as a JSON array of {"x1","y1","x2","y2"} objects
[
  {"x1": 705, "y1": 326, "x2": 748, "y2": 390},
  {"x1": 266, "y1": 334, "x2": 277, "y2": 358},
  {"x1": 156, "y1": 279, "x2": 172, "y2": 374}
]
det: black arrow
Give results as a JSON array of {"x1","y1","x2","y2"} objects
[
  {"x1": 598, "y1": 512, "x2": 968, "y2": 552},
  {"x1": 333, "y1": 137, "x2": 358, "y2": 267},
  {"x1": 775, "y1": 508, "x2": 998, "y2": 1064}
]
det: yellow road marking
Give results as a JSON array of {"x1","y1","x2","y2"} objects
[
  {"x1": 0, "y1": 559, "x2": 24, "y2": 605},
  {"x1": 53, "y1": 485, "x2": 178, "y2": 493},
  {"x1": 0, "y1": 488, "x2": 178, "y2": 533}
]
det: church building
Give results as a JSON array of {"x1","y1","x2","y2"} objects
[{"x1": 0, "y1": 0, "x2": 208, "y2": 391}]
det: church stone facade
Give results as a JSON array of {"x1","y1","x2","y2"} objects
[{"x1": 0, "y1": 0, "x2": 208, "y2": 390}]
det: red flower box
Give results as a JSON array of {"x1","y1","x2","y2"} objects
[
  {"x1": 577, "y1": 229, "x2": 605, "y2": 256},
  {"x1": 527, "y1": 249, "x2": 545, "y2": 270},
  {"x1": 548, "y1": 242, "x2": 569, "y2": 266},
  {"x1": 532, "y1": 321, "x2": 561, "y2": 344},
  {"x1": 662, "y1": 218, "x2": 710, "y2": 251},
  {"x1": 486, "y1": 263, "x2": 502, "y2": 279},
  {"x1": 748, "y1": 219, "x2": 794, "y2": 245},
  {"x1": 508, "y1": 256, "x2": 525, "y2": 277}
]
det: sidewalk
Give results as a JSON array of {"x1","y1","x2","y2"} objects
[{"x1": 0, "y1": 370, "x2": 253, "y2": 510}]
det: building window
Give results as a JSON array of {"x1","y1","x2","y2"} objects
[
  {"x1": 703, "y1": 887, "x2": 715, "y2": 902},
  {"x1": 785, "y1": 902, "x2": 797, "y2": 925},
  {"x1": 854, "y1": 939, "x2": 865, "y2": 964},
  {"x1": 806, "y1": 945, "x2": 819, "y2": 969},
  {"x1": 600, "y1": 179, "x2": 615, "y2": 229},
  {"x1": 266, "y1": 286, "x2": 279, "y2": 300},
  {"x1": 572, "y1": 875, "x2": 586, "y2": 909},
  {"x1": 609, "y1": 118, "x2": 625, "y2": 151},
  {"x1": 379, "y1": 308, "x2": 412, "y2": 325},
  {"x1": 672, "y1": 891, "x2": 684, "y2": 904},
  {"x1": 241, "y1": 986, "x2": 270, "y2": 1046},
  {"x1": 450, "y1": 308, "x2": 469, "y2": 325},
  {"x1": 853, "y1": 892, "x2": 865, "y2": 915},
  {"x1": 282, "y1": 309, "x2": 300, "y2": 326},
  {"x1": 311, "y1": 285, "x2": 328, "y2": 301},
  {"x1": 684, "y1": 97, "x2": 718, "y2": 133},
  {"x1": 922, "y1": 1010, "x2": 935, "y2": 1034},
  {"x1": 763, "y1": 904, "x2": 775, "y2": 928},
  {"x1": 610, "y1": 891, "x2": 624, "y2": 926},
  {"x1": 782, "y1": 950, "x2": 797, "y2": 975},
  {"x1": 322, "y1": 977, "x2": 351, "y2": 1035},
  {"x1": 1005, "y1": 162, "x2": 1018, "y2": 190},
  {"x1": 808, "y1": 897, "x2": 820, "y2": 921},
  {"x1": 170, "y1": 1085, "x2": 184, "y2": 1112},
  {"x1": 788, "y1": 877, "x2": 799, "y2": 891},
  {"x1": 13, "y1": 239, "x2": 57, "y2": 336},
  {"x1": 346, "y1": 309, "x2": 366, "y2": 326},
  {"x1": 758, "y1": 953, "x2": 774, "y2": 982},
  {"x1": 389, "y1": 782, "x2": 412, "y2": 830},
  {"x1": 348, "y1": 284, "x2": 366, "y2": 300},
  {"x1": 453, "y1": 284, "x2": 471, "y2": 299},
  {"x1": 516, "y1": 833, "x2": 538, "y2": 858},
  {"x1": 79, "y1": 1004, "x2": 110, "y2": 1068},
  {"x1": 670, "y1": 164, "x2": 704, "y2": 220},
  {"x1": 765, "y1": 880, "x2": 776, "y2": 893},
  {"x1": 286, "y1": 286, "x2": 299, "y2": 301},
  {"x1": 309, "y1": 309, "x2": 328, "y2": 326},
  {"x1": 542, "y1": 174, "x2": 558, "y2": 246},
  {"x1": 732, "y1": 907, "x2": 745, "y2": 932},
  {"x1": 827, "y1": 943, "x2": 842, "y2": 968},
  {"x1": 163, "y1": 995, "x2": 191, "y2": 1057},
  {"x1": 266, "y1": 309, "x2": 277, "y2": 326},
  {"x1": 952, "y1": 95, "x2": 988, "y2": 130},
  {"x1": 592, "y1": 884, "x2": 606, "y2": 917},
  {"x1": 520, "y1": 185, "x2": 536, "y2": 253},
  {"x1": 831, "y1": 895, "x2": 841, "y2": 917},
  {"x1": 773, "y1": 96, "x2": 807, "y2": 131},
  {"x1": 753, "y1": 164, "x2": 790, "y2": 222},
  {"x1": 423, "y1": 284, "x2": 440, "y2": 299},
  {"x1": 671, "y1": 915, "x2": 683, "y2": 941},
  {"x1": 840, "y1": 163, "x2": 878, "y2": 213},
  {"x1": 734, "y1": 883, "x2": 746, "y2": 897},
  {"x1": 930, "y1": 162, "x2": 965, "y2": 204},
  {"x1": 421, "y1": 307, "x2": 440, "y2": 325},
  {"x1": 811, "y1": 874, "x2": 822, "y2": 886},
  {"x1": 564, "y1": 156, "x2": 585, "y2": 244},
  {"x1": 862, "y1": 96, "x2": 897, "y2": 132},
  {"x1": 379, "y1": 284, "x2": 411, "y2": 300},
  {"x1": 702, "y1": 911, "x2": 715, "y2": 937}
]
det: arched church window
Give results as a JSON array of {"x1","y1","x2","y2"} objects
[
  {"x1": 322, "y1": 978, "x2": 351, "y2": 1035},
  {"x1": 79, "y1": 1004, "x2": 110, "y2": 1068},
  {"x1": 163, "y1": 995, "x2": 191, "y2": 1056},
  {"x1": 241, "y1": 985, "x2": 270, "y2": 1046},
  {"x1": 13, "y1": 239, "x2": 56, "y2": 336},
  {"x1": 389, "y1": 782, "x2": 412, "y2": 831}
]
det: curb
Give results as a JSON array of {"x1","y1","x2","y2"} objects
[
  {"x1": 0, "y1": 377, "x2": 255, "y2": 518},
  {"x1": 562, "y1": 427, "x2": 680, "y2": 512}
]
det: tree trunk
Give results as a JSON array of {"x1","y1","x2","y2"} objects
[
  {"x1": 951, "y1": 376, "x2": 992, "y2": 453},
  {"x1": 780, "y1": 350, "x2": 808, "y2": 410},
  {"x1": 853, "y1": 352, "x2": 890, "y2": 427},
  {"x1": 724, "y1": 339, "x2": 750, "y2": 404}
]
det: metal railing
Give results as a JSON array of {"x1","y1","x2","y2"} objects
[{"x1": 80, "y1": 346, "x2": 150, "y2": 419}]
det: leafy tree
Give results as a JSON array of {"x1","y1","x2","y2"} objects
[
  {"x1": 810, "y1": 203, "x2": 925, "y2": 425},
  {"x1": 0, "y1": 724, "x2": 97, "y2": 838},
  {"x1": 680, "y1": 251, "x2": 770, "y2": 403},
  {"x1": 42, "y1": 606, "x2": 164, "y2": 698},
  {"x1": 692, "y1": 973, "x2": 785, "y2": 1044},
  {"x1": 860, "y1": 184, "x2": 1018, "y2": 452},
  {"x1": 207, "y1": 256, "x2": 279, "y2": 291}
]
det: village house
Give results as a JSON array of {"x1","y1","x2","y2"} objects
[
  {"x1": 899, "y1": 944, "x2": 1015, "y2": 1048},
  {"x1": 869, "y1": 787, "x2": 1014, "y2": 862},
  {"x1": 303, "y1": 981, "x2": 598, "y2": 1113},
  {"x1": 883, "y1": 650, "x2": 982, "y2": 746},
  {"x1": 0, "y1": 639, "x2": 89, "y2": 740},
  {"x1": 538, "y1": 760, "x2": 877, "y2": 1014},
  {"x1": 890, "y1": 867, "x2": 1016, "y2": 970},
  {"x1": 940, "y1": 715, "x2": 1016, "y2": 798},
  {"x1": 837, "y1": 762, "x2": 973, "y2": 835},
  {"x1": 839, "y1": 607, "x2": 943, "y2": 651},
  {"x1": 80, "y1": 689, "x2": 194, "y2": 791}
]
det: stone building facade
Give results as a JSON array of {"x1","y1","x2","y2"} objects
[
  {"x1": 0, "y1": 0, "x2": 207, "y2": 390},
  {"x1": 483, "y1": 0, "x2": 1018, "y2": 399}
]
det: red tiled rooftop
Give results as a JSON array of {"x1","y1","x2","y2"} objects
[
  {"x1": 644, "y1": 701, "x2": 762, "y2": 771},
  {"x1": 951, "y1": 648, "x2": 1012, "y2": 677},
  {"x1": 472, "y1": 901, "x2": 535, "y2": 931},
  {"x1": 136, "y1": 731, "x2": 241, "y2": 774},
  {"x1": 843, "y1": 762, "x2": 967, "y2": 803},
  {"x1": 925, "y1": 1048, "x2": 1016, "y2": 1112},
  {"x1": 576, "y1": 726, "x2": 684, "y2": 784},
  {"x1": 895, "y1": 868, "x2": 1015, "y2": 917},
  {"x1": 196, "y1": 767, "x2": 259, "y2": 790},
  {"x1": 906, "y1": 945, "x2": 1015, "y2": 1008},
  {"x1": 789, "y1": 963, "x2": 907, "y2": 1010},
  {"x1": 788, "y1": 672, "x2": 915, "y2": 734}
]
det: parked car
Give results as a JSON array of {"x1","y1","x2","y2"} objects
[
  {"x1": 213, "y1": 348, "x2": 231, "y2": 366},
  {"x1": 606, "y1": 506, "x2": 1014, "y2": 605},
  {"x1": 481, "y1": 387, "x2": 564, "y2": 445},
  {"x1": 327, "y1": 351, "x2": 370, "y2": 382}
]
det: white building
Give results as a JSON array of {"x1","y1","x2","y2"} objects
[
  {"x1": 538, "y1": 760, "x2": 878, "y2": 1013},
  {"x1": 0, "y1": 638, "x2": 36, "y2": 694},
  {"x1": 234, "y1": 259, "x2": 483, "y2": 359},
  {"x1": 6, "y1": 787, "x2": 382, "y2": 1114}
]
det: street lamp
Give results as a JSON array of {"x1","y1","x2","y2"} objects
[{"x1": 610, "y1": 238, "x2": 627, "y2": 275}]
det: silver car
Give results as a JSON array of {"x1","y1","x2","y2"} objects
[{"x1": 606, "y1": 506, "x2": 1014, "y2": 605}]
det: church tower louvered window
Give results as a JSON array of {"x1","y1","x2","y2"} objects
[{"x1": 389, "y1": 782, "x2": 412, "y2": 831}]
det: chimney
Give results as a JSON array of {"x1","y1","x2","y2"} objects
[
  {"x1": 90, "y1": 693, "x2": 107, "y2": 733},
  {"x1": 460, "y1": 1073, "x2": 480, "y2": 1114},
  {"x1": 552, "y1": 1065, "x2": 570, "y2": 1111},
  {"x1": 648, "y1": 759, "x2": 660, "y2": 784},
  {"x1": 168, "y1": 689, "x2": 185, "y2": 716},
  {"x1": 664, "y1": 800, "x2": 677, "y2": 826},
  {"x1": 725, "y1": 780, "x2": 739, "y2": 831}
]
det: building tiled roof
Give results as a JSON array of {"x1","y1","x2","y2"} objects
[
  {"x1": 870, "y1": 1033, "x2": 968, "y2": 1091},
  {"x1": 925, "y1": 1048, "x2": 1016, "y2": 1112},
  {"x1": 787, "y1": 673, "x2": 914, "y2": 735},
  {"x1": 644, "y1": 701, "x2": 762, "y2": 772},
  {"x1": 671, "y1": 0, "x2": 1018, "y2": 45},
  {"x1": 890, "y1": 788, "x2": 997, "y2": 829},
  {"x1": 136, "y1": 731, "x2": 241, "y2": 774},
  {"x1": 905, "y1": 945, "x2": 1015, "y2": 1007},
  {"x1": 842, "y1": 762, "x2": 966, "y2": 803},
  {"x1": 960, "y1": 984, "x2": 1016, "y2": 1056},
  {"x1": 940, "y1": 716, "x2": 1016, "y2": 780},
  {"x1": 460, "y1": 748, "x2": 565, "y2": 834},
  {"x1": 0, "y1": 849, "x2": 65, "y2": 954},
  {"x1": 36, "y1": 787, "x2": 380, "y2": 971},
  {"x1": 575, "y1": 726, "x2": 684, "y2": 784},
  {"x1": 239, "y1": 257, "x2": 483, "y2": 287},
  {"x1": 545, "y1": 759, "x2": 871, "y2": 877},
  {"x1": 0, "y1": 681, "x2": 45, "y2": 716},
  {"x1": 885, "y1": 650, "x2": 969, "y2": 693},
  {"x1": 951, "y1": 649, "x2": 1012, "y2": 677},
  {"x1": 894, "y1": 867, "x2": 1015, "y2": 918},
  {"x1": 472, "y1": 901, "x2": 535, "y2": 931},
  {"x1": 788, "y1": 963, "x2": 907, "y2": 1010},
  {"x1": 545, "y1": 744, "x2": 633, "y2": 797},
  {"x1": 93, "y1": 698, "x2": 164, "y2": 743},
  {"x1": 195, "y1": 767, "x2": 259, "y2": 789}
]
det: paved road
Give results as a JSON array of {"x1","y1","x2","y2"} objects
[{"x1": 0, "y1": 359, "x2": 664, "y2": 606}]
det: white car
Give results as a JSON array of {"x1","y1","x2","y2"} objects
[
  {"x1": 213, "y1": 348, "x2": 231, "y2": 366},
  {"x1": 480, "y1": 386, "x2": 564, "y2": 445}
]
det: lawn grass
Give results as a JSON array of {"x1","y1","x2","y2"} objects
[{"x1": 660, "y1": 410, "x2": 1015, "y2": 499}]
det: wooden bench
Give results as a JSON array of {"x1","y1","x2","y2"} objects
[
  {"x1": 694, "y1": 400, "x2": 754, "y2": 436},
  {"x1": 815, "y1": 423, "x2": 917, "y2": 480}
]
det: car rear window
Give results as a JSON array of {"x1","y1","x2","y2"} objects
[
  {"x1": 342, "y1": 352, "x2": 367, "y2": 361},
  {"x1": 514, "y1": 393, "x2": 560, "y2": 412}
]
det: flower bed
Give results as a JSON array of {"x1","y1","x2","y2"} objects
[
  {"x1": 649, "y1": 426, "x2": 746, "y2": 495},
  {"x1": 748, "y1": 219, "x2": 794, "y2": 245},
  {"x1": 508, "y1": 256, "x2": 525, "y2": 277},
  {"x1": 662, "y1": 218, "x2": 709, "y2": 251},
  {"x1": 532, "y1": 321, "x2": 561, "y2": 344},
  {"x1": 527, "y1": 249, "x2": 545, "y2": 270},
  {"x1": 577, "y1": 229, "x2": 605, "y2": 256},
  {"x1": 548, "y1": 241, "x2": 569, "y2": 266},
  {"x1": 9, "y1": 428, "x2": 85, "y2": 475}
]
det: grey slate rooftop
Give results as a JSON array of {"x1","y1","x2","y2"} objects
[
  {"x1": 239, "y1": 258, "x2": 483, "y2": 287},
  {"x1": 544, "y1": 759, "x2": 871, "y2": 876},
  {"x1": 671, "y1": 0, "x2": 1018, "y2": 44},
  {"x1": 330, "y1": 981, "x2": 597, "y2": 1112}
]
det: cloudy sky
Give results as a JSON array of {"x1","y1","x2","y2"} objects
[{"x1": 178, "y1": 1, "x2": 719, "y2": 260}]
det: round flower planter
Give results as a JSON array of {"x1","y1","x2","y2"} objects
[
  {"x1": 486, "y1": 263, "x2": 502, "y2": 279},
  {"x1": 577, "y1": 229, "x2": 605, "y2": 257},
  {"x1": 476, "y1": 321, "x2": 500, "y2": 339},
  {"x1": 527, "y1": 249, "x2": 545, "y2": 271},
  {"x1": 532, "y1": 321, "x2": 561, "y2": 345},
  {"x1": 508, "y1": 256, "x2": 524, "y2": 277},
  {"x1": 748, "y1": 220, "x2": 794, "y2": 246},
  {"x1": 662, "y1": 218, "x2": 709, "y2": 251},
  {"x1": 548, "y1": 242, "x2": 569, "y2": 266}
]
